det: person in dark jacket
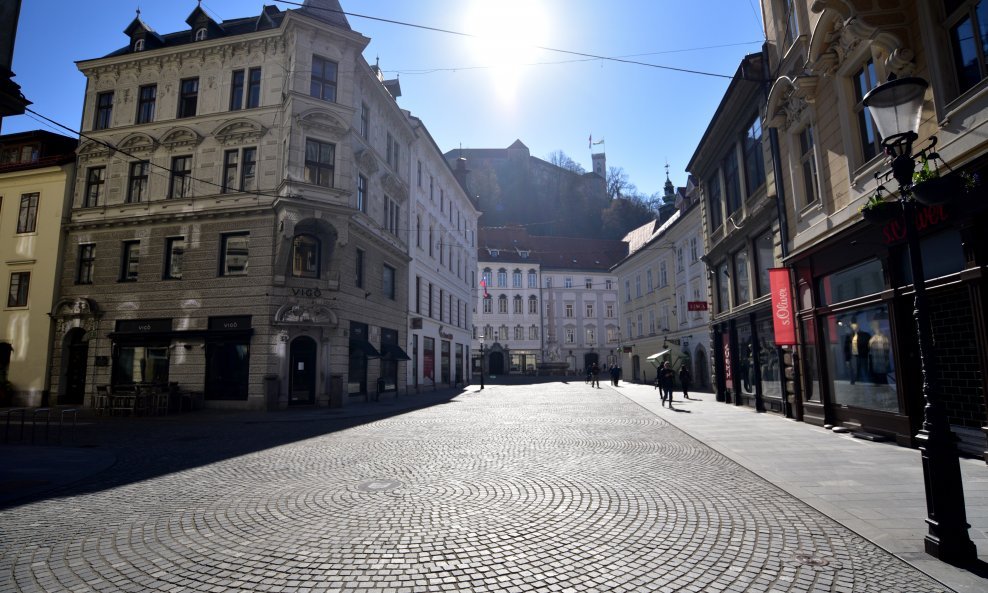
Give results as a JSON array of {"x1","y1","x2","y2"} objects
[
  {"x1": 679, "y1": 365, "x2": 693, "y2": 400},
  {"x1": 659, "y1": 362, "x2": 676, "y2": 406}
]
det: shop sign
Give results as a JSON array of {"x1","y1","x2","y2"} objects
[
  {"x1": 116, "y1": 318, "x2": 171, "y2": 333},
  {"x1": 768, "y1": 268, "x2": 796, "y2": 345},
  {"x1": 722, "y1": 333, "x2": 732, "y2": 382},
  {"x1": 439, "y1": 328, "x2": 454, "y2": 340},
  {"x1": 687, "y1": 301, "x2": 708, "y2": 311},
  {"x1": 881, "y1": 204, "x2": 948, "y2": 245},
  {"x1": 209, "y1": 316, "x2": 252, "y2": 331}
]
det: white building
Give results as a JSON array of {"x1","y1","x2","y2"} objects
[
  {"x1": 405, "y1": 125, "x2": 479, "y2": 391},
  {"x1": 613, "y1": 176, "x2": 711, "y2": 387}
]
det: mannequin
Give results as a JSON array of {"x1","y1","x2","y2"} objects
[
  {"x1": 843, "y1": 319, "x2": 871, "y2": 384},
  {"x1": 868, "y1": 319, "x2": 890, "y2": 384}
]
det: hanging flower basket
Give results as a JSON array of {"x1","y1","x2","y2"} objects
[
  {"x1": 860, "y1": 200, "x2": 900, "y2": 224},
  {"x1": 911, "y1": 173, "x2": 965, "y2": 206}
]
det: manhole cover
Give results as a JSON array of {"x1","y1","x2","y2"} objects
[
  {"x1": 356, "y1": 479, "x2": 402, "y2": 492},
  {"x1": 786, "y1": 549, "x2": 839, "y2": 570}
]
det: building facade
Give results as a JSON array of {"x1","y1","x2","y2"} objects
[
  {"x1": 50, "y1": 1, "x2": 423, "y2": 410},
  {"x1": 473, "y1": 227, "x2": 625, "y2": 376},
  {"x1": 763, "y1": 0, "x2": 988, "y2": 455},
  {"x1": 688, "y1": 52, "x2": 794, "y2": 415},
  {"x1": 0, "y1": 131, "x2": 76, "y2": 406},
  {"x1": 613, "y1": 176, "x2": 712, "y2": 388},
  {"x1": 406, "y1": 125, "x2": 479, "y2": 392}
]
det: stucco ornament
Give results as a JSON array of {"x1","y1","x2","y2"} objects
[{"x1": 808, "y1": 0, "x2": 916, "y2": 79}]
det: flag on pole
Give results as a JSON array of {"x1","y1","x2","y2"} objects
[
  {"x1": 593, "y1": 138, "x2": 605, "y2": 146},
  {"x1": 480, "y1": 278, "x2": 489, "y2": 298}
]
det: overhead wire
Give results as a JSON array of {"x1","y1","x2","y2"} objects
[{"x1": 273, "y1": 0, "x2": 736, "y2": 80}]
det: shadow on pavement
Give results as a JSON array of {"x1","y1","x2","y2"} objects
[{"x1": 0, "y1": 387, "x2": 468, "y2": 510}]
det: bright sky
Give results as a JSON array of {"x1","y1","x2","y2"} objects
[{"x1": 5, "y1": 0, "x2": 765, "y2": 197}]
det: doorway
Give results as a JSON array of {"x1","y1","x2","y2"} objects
[
  {"x1": 289, "y1": 336, "x2": 317, "y2": 405},
  {"x1": 62, "y1": 328, "x2": 89, "y2": 405},
  {"x1": 489, "y1": 352, "x2": 505, "y2": 375},
  {"x1": 695, "y1": 347, "x2": 710, "y2": 389}
]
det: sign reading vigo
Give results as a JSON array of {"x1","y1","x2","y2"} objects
[{"x1": 768, "y1": 268, "x2": 796, "y2": 345}]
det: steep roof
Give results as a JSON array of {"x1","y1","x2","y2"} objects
[{"x1": 479, "y1": 227, "x2": 627, "y2": 271}]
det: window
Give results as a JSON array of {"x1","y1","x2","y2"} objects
[
  {"x1": 528, "y1": 270, "x2": 537, "y2": 288},
  {"x1": 429, "y1": 176, "x2": 434, "y2": 201},
  {"x1": 564, "y1": 277, "x2": 573, "y2": 288},
  {"x1": 223, "y1": 147, "x2": 257, "y2": 194},
  {"x1": 529, "y1": 295, "x2": 538, "y2": 314},
  {"x1": 230, "y1": 68, "x2": 261, "y2": 110},
  {"x1": 383, "y1": 264, "x2": 396, "y2": 300},
  {"x1": 497, "y1": 269, "x2": 507, "y2": 287},
  {"x1": 513, "y1": 269, "x2": 522, "y2": 288},
  {"x1": 717, "y1": 262, "x2": 730, "y2": 312},
  {"x1": 165, "y1": 237, "x2": 185, "y2": 280},
  {"x1": 734, "y1": 250, "x2": 750, "y2": 304},
  {"x1": 647, "y1": 270, "x2": 654, "y2": 292},
  {"x1": 566, "y1": 328, "x2": 575, "y2": 344},
  {"x1": 649, "y1": 309, "x2": 656, "y2": 333},
  {"x1": 707, "y1": 174, "x2": 723, "y2": 230},
  {"x1": 356, "y1": 249, "x2": 365, "y2": 289},
  {"x1": 783, "y1": 0, "x2": 799, "y2": 46},
  {"x1": 852, "y1": 59, "x2": 882, "y2": 163},
  {"x1": 429, "y1": 228, "x2": 434, "y2": 257},
  {"x1": 946, "y1": 0, "x2": 988, "y2": 95},
  {"x1": 16, "y1": 193, "x2": 38, "y2": 233},
  {"x1": 565, "y1": 303, "x2": 574, "y2": 317},
  {"x1": 530, "y1": 325, "x2": 539, "y2": 339},
  {"x1": 385, "y1": 196, "x2": 399, "y2": 235},
  {"x1": 585, "y1": 302, "x2": 594, "y2": 317},
  {"x1": 195, "y1": 27, "x2": 207, "y2": 41},
  {"x1": 304, "y1": 139, "x2": 335, "y2": 187},
  {"x1": 84, "y1": 167, "x2": 105, "y2": 208},
  {"x1": 7, "y1": 272, "x2": 29, "y2": 307},
  {"x1": 798, "y1": 125, "x2": 820, "y2": 206},
  {"x1": 690, "y1": 237, "x2": 699, "y2": 262},
  {"x1": 585, "y1": 278, "x2": 593, "y2": 289},
  {"x1": 77, "y1": 244, "x2": 95, "y2": 284},
  {"x1": 498, "y1": 295, "x2": 508, "y2": 313},
  {"x1": 483, "y1": 297, "x2": 492, "y2": 313},
  {"x1": 170, "y1": 155, "x2": 192, "y2": 198},
  {"x1": 178, "y1": 78, "x2": 199, "y2": 118},
  {"x1": 417, "y1": 161, "x2": 422, "y2": 187},
  {"x1": 310, "y1": 55, "x2": 338, "y2": 102},
  {"x1": 515, "y1": 325, "x2": 524, "y2": 341},
  {"x1": 659, "y1": 261, "x2": 668, "y2": 287},
  {"x1": 387, "y1": 133, "x2": 400, "y2": 169},
  {"x1": 292, "y1": 234, "x2": 320, "y2": 278},
  {"x1": 94, "y1": 91, "x2": 113, "y2": 130},
  {"x1": 606, "y1": 303, "x2": 614, "y2": 318},
  {"x1": 357, "y1": 174, "x2": 367, "y2": 212},
  {"x1": 743, "y1": 116, "x2": 766, "y2": 196},
  {"x1": 221, "y1": 233, "x2": 249, "y2": 276},
  {"x1": 127, "y1": 161, "x2": 149, "y2": 203},
  {"x1": 723, "y1": 150, "x2": 741, "y2": 214},
  {"x1": 624, "y1": 279, "x2": 631, "y2": 301},
  {"x1": 120, "y1": 241, "x2": 140, "y2": 281},
  {"x1": 415, "y1": 215, "x2": 422, "y2": 247},
  {"x1": 755, "y1": 231, "x2": 775, "y2": 297},
  {"x1": 605, "y1": 279, "x2": 613, "y2": 290},
  {"x1": 415, "y1": 276, "x2": 421, "y2": 313},
  {"x1": 360, "y1": 103, "x2": 370, "y2": 139},
  {"x1": 513, "y1": 295, "x2": 523, "y2": 314},
  {"x1": 677, "y1": 247, "x2": 685, "y2": 272},
  {"x1": 635, "y1": 275, "x2": 641, "y2": 297},
  {"x1": 607, "y1": 327, "x2": 618, "y2": 343},
  {"x1": 136, "y1": 84, "x2": 156, "y2": 124},
  {"x1": 134, "y1": 38, "x2": 144, "y2": 52}
]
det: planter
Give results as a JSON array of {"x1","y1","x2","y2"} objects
[
  {"x1": 860, "y1": 200, "x2": 900, "y2": 224},
  {"x1": 911, "y1": 174, "x2": 964, "y2": 206}
]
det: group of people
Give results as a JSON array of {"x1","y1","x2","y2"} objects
[
  {"x1": 655, "y1": 362, "x2": 692, "y2": 407},
  {"x1": 586, "y1": 362, "x2": 622, "y2": 388}
]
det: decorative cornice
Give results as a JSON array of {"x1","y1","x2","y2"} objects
[
  {"x1": 160, "y1": 126, "x2": 203, "y2": 150},
  {"x1": 213, "y1": 118, "x2": 267, "y2": 145},
  {"x1": 766, "y1": 76, "x2": 818, "y2": 130},
  {"x1": 117, "y1": 132, "x2": 157, "y2": 154},
  {"x1": 274, "y1": 302, "x2": 338, "y2": 326},
  {"x1": 808, "y1": 0, "x2": 915, "y2": 78},
  {"x1": 296, "y1": 109, "x2": 349, "y2": 137},
  {"x1": 353, "y1": 148, "x2": 379, "y2": 174},
  {"x1": 381, "y1": 171, "x2": 407, "y2": 200},
  {"x1": 77, "y1": 140, "x2": 113, "y2": 162}
]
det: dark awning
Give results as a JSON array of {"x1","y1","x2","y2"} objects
[
  {"x1": 381, "y1": 343, "x2": 411, "y2": 361},
  {"x1": 349, "y1": 339, "x2": 381, "y2": 358}
]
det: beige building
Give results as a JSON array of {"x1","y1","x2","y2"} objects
[
  {"x1": 50, "y1": 1, "x2": 424, "y2": 409},
  {"x1": 761, "y1": 1, "x2": 988, "y2": 454},
  {"x1": 0, "y1": 131, "x2": 76, "y2": 406}
]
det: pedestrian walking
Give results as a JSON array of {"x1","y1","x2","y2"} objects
[
  {"x1": 610, "y1": 364, "x2": 620, "y2": 387},
  {"x1": 679, "y1": 365, "x2": 693, "y2": 400},
  {"x1": 659, "y1": 362, "x2": 675, "y2": 406},
  {"x1": 590, "y1": 363, "x2": 601, "y2": 388}
]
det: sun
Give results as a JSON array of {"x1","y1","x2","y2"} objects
[{"x1": 464, "y1": 0, "x2": 549, "y2": 101}]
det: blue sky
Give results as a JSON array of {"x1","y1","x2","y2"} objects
[{"x1": 5, "y1": 0, "x2": 765, "y2": 197}]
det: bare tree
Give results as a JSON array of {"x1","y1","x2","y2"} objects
[
  {"x1": 546, "y1": 150, "x2": 586, "y2": 174},
  {"x1": 606, "y1": 166, "x2": 636, "y2": 200}
]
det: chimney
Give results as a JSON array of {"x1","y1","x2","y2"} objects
[{"x1": 453, "y1": 157, "x2": 470, "y2": 191}]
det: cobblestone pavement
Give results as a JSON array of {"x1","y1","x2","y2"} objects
[{"x1": 0, "y1": 383, "x2": 952, "y2": 592}]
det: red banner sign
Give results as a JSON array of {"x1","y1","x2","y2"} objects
[
  {"x1": 768, "y1": 268, "x2": 796, "y2": 345},
  {"x1": 687, "y1": 301, "x2": 708, "y2": 311}
]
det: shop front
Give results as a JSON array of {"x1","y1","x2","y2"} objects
[
  {"x1": 712, "y1": 306, "x2": 788, "y2": 414},
  {"x1": 790, "y1": 195, "x2": 988, "y2": 454}
]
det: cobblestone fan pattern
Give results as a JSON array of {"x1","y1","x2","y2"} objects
[{"x1": 0, "y1": 385, "x2": 950, "y2": 592}]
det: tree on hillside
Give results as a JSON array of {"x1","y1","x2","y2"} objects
[
  {"x1": 546, "y1": 150, "x2": 586, "y2": 174},
  {"x1": 606, "y1": 166, "x2": 637, "y2": 200},
  {"x1": 599, "y1": 194, "x2": 655, "y2": 239}
]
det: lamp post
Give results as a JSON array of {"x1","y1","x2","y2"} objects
[
  {"x1": 862, "y1": 76, "x2": 976, "y2": 565},
  {"x1": 479, "y1": 337, "x2": 485, "y2": 390}
]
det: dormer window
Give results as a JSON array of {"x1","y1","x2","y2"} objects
[
  {"x1": 133, "y1": 38, "x2": 144, "y2": 52},
  {"x1": 195, "y1": 27, "x2": 207, "y2": 41}
]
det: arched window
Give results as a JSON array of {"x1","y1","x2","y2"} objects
[
  {"x1": 513, "y1": 295, "x2": 523, "y2": 313},
  {"x1": 529, "y1": 295, "x2": 538, "y2": 314},
  {"x1": 498, "y1": 294, "x2": 508, "y2": 313},
  {"x1": 292, "y1": 234, "x2": 320, "y2": 278},
  {"x1": 133, "y1": 38, "x2": 144, "y2": 52},
  {"x1": 195, "y1": 28, "x2": 208, "y2": 41}
]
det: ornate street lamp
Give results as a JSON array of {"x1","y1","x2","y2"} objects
[{"x1": 862, "y1": 75, "x2": 976, "y2": 565}]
